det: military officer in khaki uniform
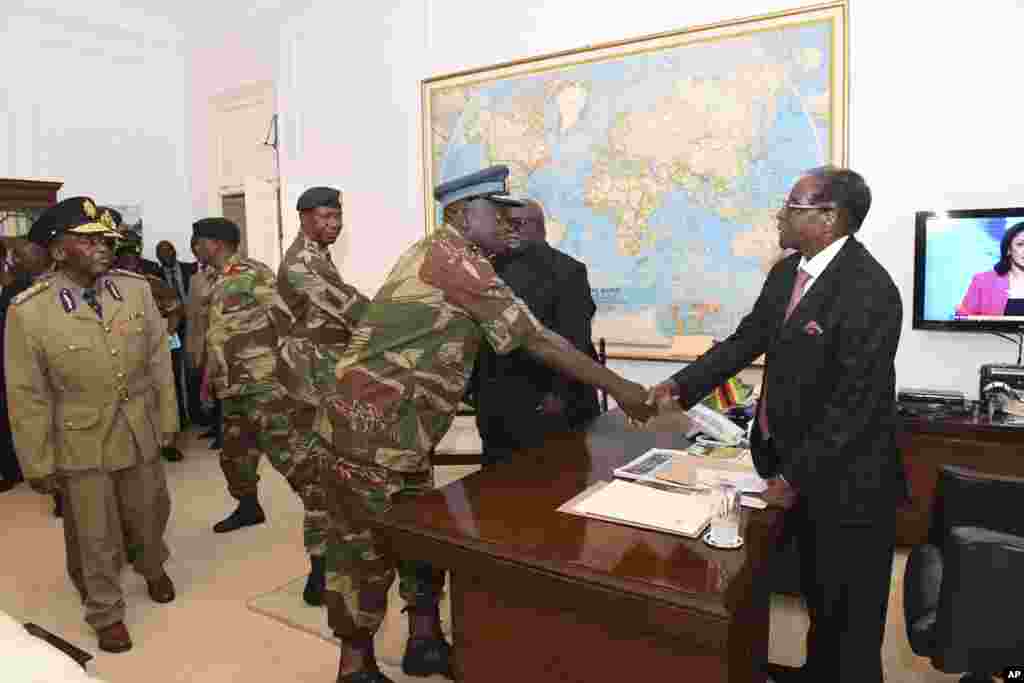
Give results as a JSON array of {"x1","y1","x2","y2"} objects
[{"x1": 5, "y1": 197, "x2": 179, "y2": 654}]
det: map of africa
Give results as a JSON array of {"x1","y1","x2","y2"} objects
[{"x1": 425, "y1": 9, "x2": 845, "y2": 350}]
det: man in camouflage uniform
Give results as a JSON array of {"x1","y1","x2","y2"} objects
[
  {"x1": 312, "y1": 165, "x2": 654, "y2": 682},
  {"x1": 278, "y1": 186, "x2": 370, "y2": 606},
  {"x1": 6, "y1": 197, "x2": 178, "y2": 654},
  {"x1": 195, "y1": 218, "x2": 329, "y2": 564}
]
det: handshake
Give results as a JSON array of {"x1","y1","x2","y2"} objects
[{"x1": 611, "y1": 378, "x2": 681, "y2": 427}]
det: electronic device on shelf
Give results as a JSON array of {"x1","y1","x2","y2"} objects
[
  {"x1": 898, "y1": 387, "x2": 966, "y2": 406},
  {"x1": 979, "y1": 364, "x2": 1024, "y2": 398},
  {"x1": 913, "y1": 206, "x2": 1024, "y2": 333},
  {"x1": 897, "y1": 387, "x2": 969, "y2": 419}
]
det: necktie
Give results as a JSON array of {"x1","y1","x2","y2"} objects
[
  {"x1": 757, "y1": 267, "x2": 811, "y2": 438},
  {"x1": 167, "y1": 265, "x2": 184, "y2": 301},
  {"x1": 82, "y1": 288, "x2": 103, "y2": 320}
]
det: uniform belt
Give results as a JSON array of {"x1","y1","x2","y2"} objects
[{"x1": 59, "y1": 379, "x2": 155, "y2": 401}]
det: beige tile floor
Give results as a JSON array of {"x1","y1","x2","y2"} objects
[{"x1": 0, "y1": 428, "x2": 975, "y2": 682}]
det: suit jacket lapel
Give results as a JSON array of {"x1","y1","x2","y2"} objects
[{"x1": 781, "y1": 238, "x2": 859, "y2": 334}]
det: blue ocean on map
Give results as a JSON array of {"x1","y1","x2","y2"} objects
[{"x1": 434, "y1": 19, "x2": 834, "y2": 343}]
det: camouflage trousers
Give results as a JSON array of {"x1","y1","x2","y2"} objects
[
  {"x1": 221, "y1": 389, "x2": 328, "y2": 556},
  {"x1": 311, "y1": 433, "x2": 445, "y2": 640}
]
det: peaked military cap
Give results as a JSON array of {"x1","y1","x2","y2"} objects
[
  {"x1": 192, "y1": 217, "x2": 241, "y2": 244},
  {"x1": 296, "y1": 186, "x2": 342, "y2": 211},
  {"x1": 433, "y1": 165, "x2": 524, "y2": 209},
  {"x1": 28, "y1": 197, "x2": 113, "y2": 246}
]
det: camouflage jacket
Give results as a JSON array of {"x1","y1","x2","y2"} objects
[
  {"x1": 207, "y1": 253, "x2": 293, "y2": 398},
  {"x1": 277, "y1": 233, "x2": 369, "y2": 406},
  {"x1": 315, "y1": 223, "x2": 543, "y2": 472}
]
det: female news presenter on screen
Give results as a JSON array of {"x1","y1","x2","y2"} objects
[{"x1": 956, "y1": 221, "x2": 1024, "y2": 316}]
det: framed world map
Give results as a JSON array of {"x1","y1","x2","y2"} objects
[{"x1": 421, "y1": 2, "x2": 847, "y2": 359}]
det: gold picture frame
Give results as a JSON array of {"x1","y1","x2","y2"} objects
[{"x1": 421, "y1": 2, "x2": 848, "y2": 361}]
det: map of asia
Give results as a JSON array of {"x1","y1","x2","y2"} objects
[{"x1": 422, "y1": 5, "x2": 846, "y2": 353}]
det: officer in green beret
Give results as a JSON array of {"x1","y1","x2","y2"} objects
[
  {"x1": 5, "y1": 197, "x2": 179, "y2": 654},
  {"x1": 276, "y1": 186, "x2": 370, "y2": 606}
]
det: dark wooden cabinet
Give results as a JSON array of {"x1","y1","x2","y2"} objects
[
  {"x1": 0, "y1": 178, "x2": 62, "y2": 283},
  {"x1": 897, "y1": 414, "x2": 1024, "y2": 545},
  {"x1": 0, "y1": 177, "x2": 62, "y2": 232}
]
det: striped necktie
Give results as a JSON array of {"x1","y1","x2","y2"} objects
[
  {"x1": 82, "y1": 288, "x2": 103, "y2": 319},
  {"x1": 757, "y1": 267, "x2": 811, "y2": 438}
]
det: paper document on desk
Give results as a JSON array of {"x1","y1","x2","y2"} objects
[
  {"x1": 693, "y1": 468, "x2": 767, "y2": 493},
  {"x1": 562, "y1": 480, "x2": 715, "y2": 538}
]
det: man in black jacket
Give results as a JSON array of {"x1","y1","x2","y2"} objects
[
  {"x1": 472, "y1": 199, "x2": 601, "y2": 466},
  {"x1": 649, "y1": 166, "x2": 906, "y2": 683}
]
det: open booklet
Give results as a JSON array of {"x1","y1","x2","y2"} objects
[{"x1": 613, "y1": 447, "x2": 768, "y2": 503}]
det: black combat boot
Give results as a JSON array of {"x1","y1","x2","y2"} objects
[
  {"x1": 336, "y1": 634, "x2": 393, "y2": 682},
  {"x1": 303, "y1": 555, "x2": 326, "y2": 606},
  {"x1": 401, "y1": 601, "x2": 453, "y2": 679},
  {"x1": 212, "y1": 494, "x2": 266, "y2": 533}
]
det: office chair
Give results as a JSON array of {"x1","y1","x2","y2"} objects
[{"x1": 903, "y1": 465, "x2": 1024, "y2": 682}]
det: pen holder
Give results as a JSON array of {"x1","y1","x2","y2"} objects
[{"x1": 705, "y1": 480, "x2": 743, "y2": 549}]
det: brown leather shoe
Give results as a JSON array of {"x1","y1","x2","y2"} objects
[
  {"x1": 146, "y1": 572, "x2": 176, "y2": 603},
  {"x1": 97, "y1": 621, "x2": 133, "y2": 653}
]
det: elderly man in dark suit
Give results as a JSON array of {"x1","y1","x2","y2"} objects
[
  {"x1": 472, "y1": 199, "x2": 601, "y2": 466},
  {"x1": 156, "y1": 240, "x2": 198, "y2": 428},
  {"x1": 649, "y1": 166, "x2": 905, "y2": 683}
]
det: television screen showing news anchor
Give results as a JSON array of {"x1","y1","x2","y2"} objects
[{"x1": 919, "y1": 212, "x2": 1024, "y2": 323}]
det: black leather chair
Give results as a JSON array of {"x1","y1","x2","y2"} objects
[{"x1": 903, "y1": 465, "x2": 1024, "y2": 682}]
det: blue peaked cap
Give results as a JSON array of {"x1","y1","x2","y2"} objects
[{"x1": 433, "y1": 165, "x2": 524, "y2": 209}]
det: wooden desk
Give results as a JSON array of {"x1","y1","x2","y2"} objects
[
  {"x1": 898, "y1": 413, "x2": 1024, "y2": 545},
  {"x1": 374, "y1": 411, "x2": 784, "y2": 683}
]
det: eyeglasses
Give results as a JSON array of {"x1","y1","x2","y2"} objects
[{"x1": 781, "y1": 200, "x2": 839, "y2": 212}]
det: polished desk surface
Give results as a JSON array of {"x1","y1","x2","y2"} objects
[{"x1": 376, "y1": 410, "x2": 783, "y2": 618}]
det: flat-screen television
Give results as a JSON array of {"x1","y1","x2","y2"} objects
[{"x1": 914, "y1": 207, "x2": 1024, "y2": 331}]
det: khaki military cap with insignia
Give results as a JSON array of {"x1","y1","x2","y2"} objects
[
  {"x1": 97, "y1": 206, "x2": 125, "y2": 238},
  {"x1": 28, "y1": 197, "x2": 115, "y2": 246}
]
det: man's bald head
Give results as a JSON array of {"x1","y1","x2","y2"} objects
[{"x1": 507, "y1": 199, "x2": 546, "y2": 243}]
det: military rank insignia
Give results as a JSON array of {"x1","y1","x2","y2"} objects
[
  {"x1": 59, "y1": 288, "x2": 76, "y2": 313},
  {"x1": 105, "y1": 279, "x2": 123, "y2": 301}
]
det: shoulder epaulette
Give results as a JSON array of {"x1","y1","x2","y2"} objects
[
  {"x1": 11, "y1": 280, "x2": 51, "y2": 305},
  {"x1": 110, "y1": 268, "x2": 147, "y2": 280}
]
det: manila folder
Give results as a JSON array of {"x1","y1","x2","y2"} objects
[{"x1": 560, "y1": 480, "x2": 714, "y2": 538}]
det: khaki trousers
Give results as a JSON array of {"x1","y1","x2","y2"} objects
[{"x1": 61, "y1": 460, "x2": 171, "y2": 631}]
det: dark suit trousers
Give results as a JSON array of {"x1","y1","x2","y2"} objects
[
  {"x1": 785, "y1": 500, "x2": 896, "y2": 682},
  {"x1": 479, "y1": 409, "x2": 570, "y2": 468}
]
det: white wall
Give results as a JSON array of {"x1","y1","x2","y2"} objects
[
  {"x1": 1, "y1": 2, "x2": 191, "y2": 260},
  {"x1": 272, "y1": 0, "x2": 1024, "y2": 398},
  {"x1": 185, "y1": 19, "x2": 280, "y2": 222}
]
